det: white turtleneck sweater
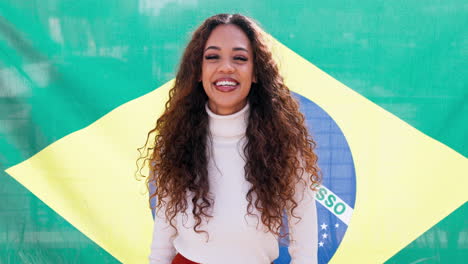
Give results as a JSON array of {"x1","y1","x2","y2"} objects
[{"x1": 149, "y1": 103, "x2": 318, "y2": 264}]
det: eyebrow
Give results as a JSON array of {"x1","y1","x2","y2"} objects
[{"x1": 204, "y1": 46, "x2": 249, "y2": 52}]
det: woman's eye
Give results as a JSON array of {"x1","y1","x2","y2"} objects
[
  {"x1": 234, "y1": 56, "x2": 248, "y2": 61},
  {"x1": 204, "y1": 55, "x2": 219, "y2": 60}
]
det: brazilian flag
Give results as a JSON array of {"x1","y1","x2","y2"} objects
[{"x1": 1, "y1": 1, "x2": 466, "y2": 263}]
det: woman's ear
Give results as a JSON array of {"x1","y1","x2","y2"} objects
[{"x1": 253, "y1": 74, "x2": 257, "y2": 83}]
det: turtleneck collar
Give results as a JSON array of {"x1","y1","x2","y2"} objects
[{"x1": 205, "y1": 102, "x2": 250, "y2": 140}]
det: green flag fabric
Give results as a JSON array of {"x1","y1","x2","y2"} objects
[{"x1": 1, "y1": 1, "x2": 466, "y2": 263}]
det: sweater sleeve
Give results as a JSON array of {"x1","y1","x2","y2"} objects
[
  {"x1": 287, "y1": 171, "x2": 318, "y2": 264},
  {"x1": 148, "y1": 197, "x2": 177, "y2": 264}
]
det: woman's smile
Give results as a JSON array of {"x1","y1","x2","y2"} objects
[{"x1": 213, "y1": 77, "x2": 239, "y2": 92}]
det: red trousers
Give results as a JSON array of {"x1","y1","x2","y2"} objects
[
  {"x1": 171, "y1": 253, "x2": 275, "y2": 264},
  {"x1": 171, "y1": 253, "x2": 200, "y2": 264}
]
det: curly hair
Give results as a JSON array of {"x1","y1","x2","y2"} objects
[{"x1": 136, "y1": 13, "x2": 321, "y2": 242}]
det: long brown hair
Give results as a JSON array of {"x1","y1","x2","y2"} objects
[{"x1": 136, "y1": 13, "x2": 321, "y2": 241}]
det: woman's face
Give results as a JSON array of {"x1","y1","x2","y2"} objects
[{"x1": 201, "y1": 24, "x2": 255, "y2": 115}]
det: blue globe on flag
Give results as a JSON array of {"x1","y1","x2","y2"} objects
[{"x1": 277, "y1": 93, "x2": 356, "y2": 264}]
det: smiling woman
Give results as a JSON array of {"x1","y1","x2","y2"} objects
[
  {"x1": 201, "y1": 24, "x2": 256, "y2": 115},
  {"x1": 138, "y1": 13, "x2": 321, "y2": 264}
]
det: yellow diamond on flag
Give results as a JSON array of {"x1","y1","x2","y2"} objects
[{"x1": 5, "y1": 38, "x2": 467, "y2": 264}]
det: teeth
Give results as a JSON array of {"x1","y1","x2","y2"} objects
[{"x1": 216, "y1": 80, "x2": 237, "y2": 86}]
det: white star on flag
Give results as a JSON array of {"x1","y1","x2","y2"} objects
[
  {"x1": 322, "y1": 233, "x2": 328, "y2": 239},
  {"x1": 335, "y1": 223, "x2": 339, "y2": 228},
  {"x1": 318, "y1": 241, "x2": 324, "y2": 247},
  {"x1": 320, "y1": 223, "x2": 328, "y2": 230}
]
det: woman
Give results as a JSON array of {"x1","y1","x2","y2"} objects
[{"x1": 139, "y1": 13, "x2": 321, "y2": 264}]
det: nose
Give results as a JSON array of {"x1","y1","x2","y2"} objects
[{"x1": 218, "y1": 60, "x2": 235, "y2": 73}]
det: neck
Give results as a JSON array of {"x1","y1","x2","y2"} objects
[
  {"x1": 205, "y1": 102, "x2": 250, "y2": 141},
  {"x1": 207, "y1": 101, "x2": 248, "y2": 116}
]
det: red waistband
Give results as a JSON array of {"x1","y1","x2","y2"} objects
[
  {"x1": 171, "y1": 253, "x2": 201, "y2": 264},
  {"x1": 171, "y1": 252, "x2": 275, "y2": 264}
]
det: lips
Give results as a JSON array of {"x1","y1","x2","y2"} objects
[{"x1": 213, "y1": 77, "x2": 239, "y2": 92}]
